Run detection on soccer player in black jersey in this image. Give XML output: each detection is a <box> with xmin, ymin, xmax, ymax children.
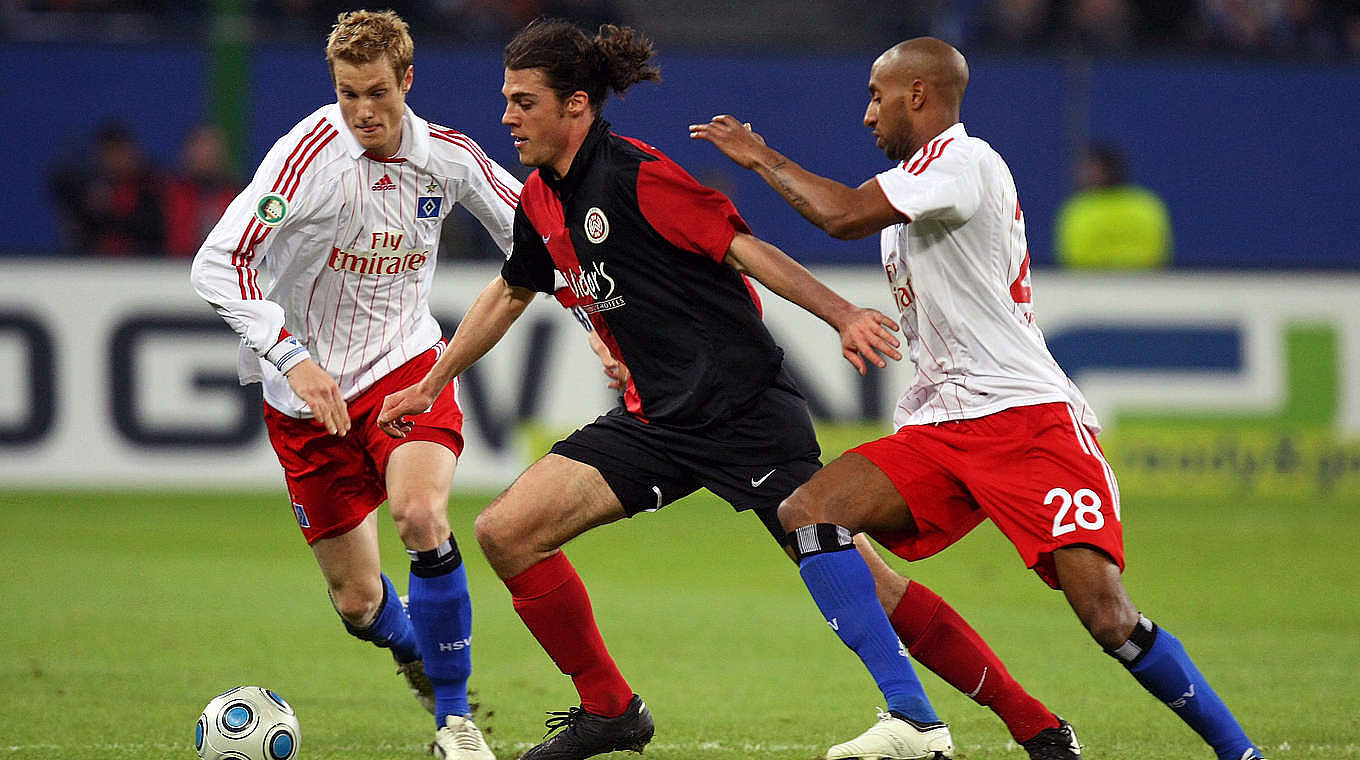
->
<box><xmin>381</xmin><ymin>19</ymin><xmax>1072</xmax><ymax>760</ymax></box>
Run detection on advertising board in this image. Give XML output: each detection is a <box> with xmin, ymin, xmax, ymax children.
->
<box><xmin>2</xmin><ymin>262</ymin><xmax>1357</xmax><ymax>498</ymax></box>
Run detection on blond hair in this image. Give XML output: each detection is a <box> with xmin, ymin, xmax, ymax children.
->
<box><xmin>325</xmin><ymin>9</ymin><xmax>413</xmax><ymax>84</ymax></box>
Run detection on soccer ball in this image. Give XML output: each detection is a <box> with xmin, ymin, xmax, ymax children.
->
<box><xmin>195</xmin><ymin>686</ymin><xmax>300</xmax><ymax>760</ymax></box>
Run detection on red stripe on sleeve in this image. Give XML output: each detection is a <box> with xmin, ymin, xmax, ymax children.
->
<box><xmin>232</xmin><ymin>125</ymin><xmax>335</xmax><ymax>297</ymax></box>
<box><xmin>271</xmin><ymin>120</ymin><xmax>332</xmax><ymax>193</ymax></box>
<box><xmin>229</xmin><ymin>122</ymin><xmax>337</xmax><ymax>299</ymax></box>
<box><xmin>278</xmin><ymin>127</ymin><xmax>338</xmax><ymax>201</ymax></box>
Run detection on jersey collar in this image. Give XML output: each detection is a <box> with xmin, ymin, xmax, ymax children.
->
<box><xmin>540</xmin><ymin>117</ymin><xmax>610</xmax><ymax>193</ymax></box>
<box><xmin>328</xmin><ymin>103</ymin><xmax>431</xmax><ymax>166</ymax></box>
<box><xmin>904</xmin><ymin>122</ymin><xmax>967</xmax><ymax>166</ymax></box>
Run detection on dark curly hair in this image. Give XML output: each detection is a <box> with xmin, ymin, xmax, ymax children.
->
<box><xmin>503</xmin><ymin>18</ymin><xmax>661</xmax><ymax>116</ymax></box>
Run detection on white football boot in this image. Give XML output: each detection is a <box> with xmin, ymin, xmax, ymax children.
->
<box><xmin>825</xmin><ymin>710</ymin><xmax>953</xmax><ymax>760</ymax></box>
<box><xmin>430</xmin><ymin>715</ymin><xmax>495</xmax><ymax>760</ymax></box>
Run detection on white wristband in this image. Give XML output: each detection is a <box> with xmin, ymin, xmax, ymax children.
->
<box><xmin>265</xmin><ymin>335</ymin><xmax>312</xmax><ymax>374</ymax></box>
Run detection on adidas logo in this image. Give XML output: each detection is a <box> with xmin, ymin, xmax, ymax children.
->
<box><xmin>371</xmin><ymin>174</ymin><xmax>396</xmax><ymax>192</ymax></box>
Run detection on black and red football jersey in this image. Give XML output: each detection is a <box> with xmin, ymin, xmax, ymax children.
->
<box><xmin>502</xmin><ymin>119</ymin><xmax>788</xmax><ymax>430</ymax></box>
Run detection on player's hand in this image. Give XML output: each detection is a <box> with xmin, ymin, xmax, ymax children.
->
<box><xmin>688</xmin><ymin>114</ymin><xmax>768</xmax><ymax>169</ymax></box>
<box><xmin>836</xmin><ymin>307</ymin><xmax>902</xmax><ymax>375</ymax></box>
<box><xmin>377</xmin><ymin>383</ymin><xmax>436</xmax><ymax>439</ymax></box>
<box><xmin>587</xmin><ymin>330</ymin><xmax>631</xmax><ymax>391</ymax></box>
<box><xmin>284</xmin><ymin>359</ymin><xmax>350</xmax><ymax>436</ymax></box>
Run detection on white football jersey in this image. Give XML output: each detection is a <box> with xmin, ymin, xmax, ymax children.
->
<box><xmin>875</xmin><ymin>122</ymin><xmax>1099</xmax><ymax>431</ymax></box>
<box><xmin>191</xmin><ymin>103</ymin><xmax>521</xmax><ymax>417</ymax></box>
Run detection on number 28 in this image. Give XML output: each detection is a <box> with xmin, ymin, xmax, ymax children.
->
<box><xmin>1045</xmin><ymin>487</ymin><xmax>1107</xmax><ymax>537</ymax></box>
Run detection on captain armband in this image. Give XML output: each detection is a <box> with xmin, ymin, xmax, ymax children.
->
<box><xmin>265</xmin><ymin>334</ymin><xmax>312</xmax><ymax>374</ymax></box>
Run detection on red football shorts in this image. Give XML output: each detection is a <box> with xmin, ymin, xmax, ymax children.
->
<box><xmin>264</xmin><ymin>346</ymin><xmax>465</xmax><ymax>545</ymax></box>
<box><xmin>855</xmin><ymin>402</ymin><xmax>1124</xmax><ymax>589</ymax></box>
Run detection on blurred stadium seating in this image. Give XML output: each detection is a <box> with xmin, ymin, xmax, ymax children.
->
<box><xmin>3</xmin><ymin>1</ymin><xmax>1359</xmax><ymax>267</ymax></box>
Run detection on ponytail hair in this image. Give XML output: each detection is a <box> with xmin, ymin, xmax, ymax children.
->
<box><xmin>504</xmin><ymin>18</ymin><xmax>660</xmax><ymax>115</ymax></box>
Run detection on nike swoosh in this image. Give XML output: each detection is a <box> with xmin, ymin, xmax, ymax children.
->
<box><xmin>750</xmin><ymin>469</ymin><xmax>776</xmax><ymax>487</ymax></box>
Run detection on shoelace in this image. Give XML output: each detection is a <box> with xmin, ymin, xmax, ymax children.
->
<box><xmin>450</xmin><ymin>724</ymin><xmax>485</xmax><ymax>750</ymax></box>
<box><xmin>541</xmin><ymin>706</ymin><xmax>584</xmax><ymax>739</ymax></box>
<box><xmin>1022</xmin><ymin>725</ymin><xmax>1077</xmax><ymax>751</ymax></box>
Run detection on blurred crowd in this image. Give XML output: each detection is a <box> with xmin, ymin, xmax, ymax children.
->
<box><xmin>46</xmin><ymin>119</ymin><xmax>508</xmax><ymax>260</ymax></box>
<box><xmin>4</xmin><ymin>0</ymin><xmax>1360</xmax><ymax>60</ymax></box>
<box><xmin>961</xmin><ymin>0</ymin><xmax>1360</xmax><ymax>59</ymax></box>
<box><xmin>49</xmin><ymin>121</ymin><xmax>240</xmax><ymax>258</ymax></box>
<box><xmin>18</xmin><ymin>0</ymin><xmax>1360</xmax><ymax>259</ymax></box>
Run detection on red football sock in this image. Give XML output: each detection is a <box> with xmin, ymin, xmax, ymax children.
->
<box><xmin>891</xmin><ymin>580</ymin><xmax>1059</xmax><ymax>742</ymax></box>
<box><xmin>504</xmin><ymin>551</ymin><xmax>633</xmax><ymax>717</ymax></box>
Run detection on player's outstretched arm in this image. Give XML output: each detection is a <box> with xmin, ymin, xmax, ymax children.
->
<box><xmin>378</xmin><ymin>275</ymin><xmax>534</xmax><ymax>438</ymax></box>
<box><xmin>726</xmin><ymin>232</ymin><xmax>900</xmax><ymax>375</ymax></box>
<box><xmin>689</xmin><ymin>114</ymin><xmax>903</xmax><ymax>240</ymax></box>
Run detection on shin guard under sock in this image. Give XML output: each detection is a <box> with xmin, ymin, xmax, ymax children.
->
<box><xmin>790</xmin><ymin>524</ymin><xmax>938</xmax><ymax>723</ymax></box>
<box><xmin>891</xmin><ymin>581</ymin><xmax>1057</xmax><ymax>742</ymax></box>
<box><xmin>408</xmin><ymin>535</ymin><xmax>473</xmax><ymax>725</ymax></box>
<box><xmin>505</xmin><ymin>551</ymin><xmax>633</xmax><ymax>717</ymax></box>
<box><xmin>340</xmin><ymin>572</ymin><xmax>421</xmax><ymax>663</ymax></box>
<box><xmin>1110</xmin><ymin>615</ymin><xmax>1259</xmax><ymax>760</ymax></box>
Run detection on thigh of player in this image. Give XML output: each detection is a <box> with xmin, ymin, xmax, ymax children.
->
<box><xmin>548</xmin><ymin>411</ymin><xmax>703</xmax><ymax>517</ymax></box>
<box><xmin>966</xmin><ymin>402</ymin><xmax>1126</xmax><ymax>590</ymax></box>
<box><xmin>845</xmin><ymin>429</ymin><xmax>986</xmax><ymax>560</ymax></box>
<box><xmin>345</xmin><ymin>346</ymin><xmax>467</xmax><ymax>550</ymax></box>
<box><xmin>476</xmin><ymin>413</ymin><xmax>693</xmax><ymax>577</ymax></box>
<box><xmin>265</xmin><ymin>403</ymin><xmax>388</xmax><ymax>546</ymax></box>
<box><xmin>703</xmin><ymin>454</ymin><xmax>823</xmax><ymax>545</ymax></box>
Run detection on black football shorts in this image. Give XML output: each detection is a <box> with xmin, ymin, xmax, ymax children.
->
<box><xmin>550</xmin><ymin>396</ymin><xmax>822</xmax><ymax>544</ymax></box>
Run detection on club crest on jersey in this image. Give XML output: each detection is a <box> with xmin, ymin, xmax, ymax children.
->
<box><xmin>417</xmin><ymin>196</ymin><xmax>442</xmax><ymax>219</ymax></box>
<box><xmin>254</xmin><ymin>193</ymin><xmax>289</xmax><ymax>227</ymax></box>
<box><xmin>583</xmin><ymin>207</ymin><xmax>610</xmax><ymax>244</ymax></box>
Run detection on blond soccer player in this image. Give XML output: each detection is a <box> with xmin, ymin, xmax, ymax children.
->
<box><xmin>191</xmin><ymin>10</ymin><xmax>520</xmax><ymax>758</ymax></box>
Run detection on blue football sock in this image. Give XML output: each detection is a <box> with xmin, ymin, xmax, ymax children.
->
<box><xmin>408</xmin><ymin>537</ymin><xmax>473</xmax><ymax>727</ymax></box>
<box><xmin>340</xmin><ymin>573</ymin><xmax>421</xmax><ymax>663</ymax></box>
<box><xmin>1120</xmin><ymin>619</ymin><xmax>1258</xmax><ymax>760</ymax></box>
<box><xmin>798</xmin><ymin>547</ymin><xmax>938</xmax><ymax>723</ymax></box>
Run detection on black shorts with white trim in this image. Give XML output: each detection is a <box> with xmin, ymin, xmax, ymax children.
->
<box><xmin>549</xmin><ymin>384</ymin><xmax>821</xmax><ymax>544</ymax></box>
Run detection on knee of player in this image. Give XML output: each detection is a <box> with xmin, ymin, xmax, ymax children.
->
<box><xmin>390</xmin><ymin>501</ymin><xmax>451</xmax><ymax>550</ymax></box>
<box><xmin>473</xmin><ymin>501</ymin><xmax>517</xmax><ymax>556</ymax></box>
<box><xmin>775</xmin><ymin>488</ymin><xmax>820</xmax><ymax>533</ymax></box>
<box><xmin>1072</xmin><ymin>593</ymin><xmax>1141</xmax><ymax>649</ymax></box>
<box><xmin>330</xmin><ymin>582</ymin><xmax>383</xmax><ymax>627</ymax></box>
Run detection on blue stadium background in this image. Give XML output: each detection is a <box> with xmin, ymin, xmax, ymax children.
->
<box><xmin>3</xmin><ymin>4</ymin><xmax>1358</xmax><ymax>269</ymax></box>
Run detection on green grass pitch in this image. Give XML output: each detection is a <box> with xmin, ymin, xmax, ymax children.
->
<box><xmin>2</xmin><ymin>477</ymin><xmax>1356</xmax><ymax>758</ymax></box>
